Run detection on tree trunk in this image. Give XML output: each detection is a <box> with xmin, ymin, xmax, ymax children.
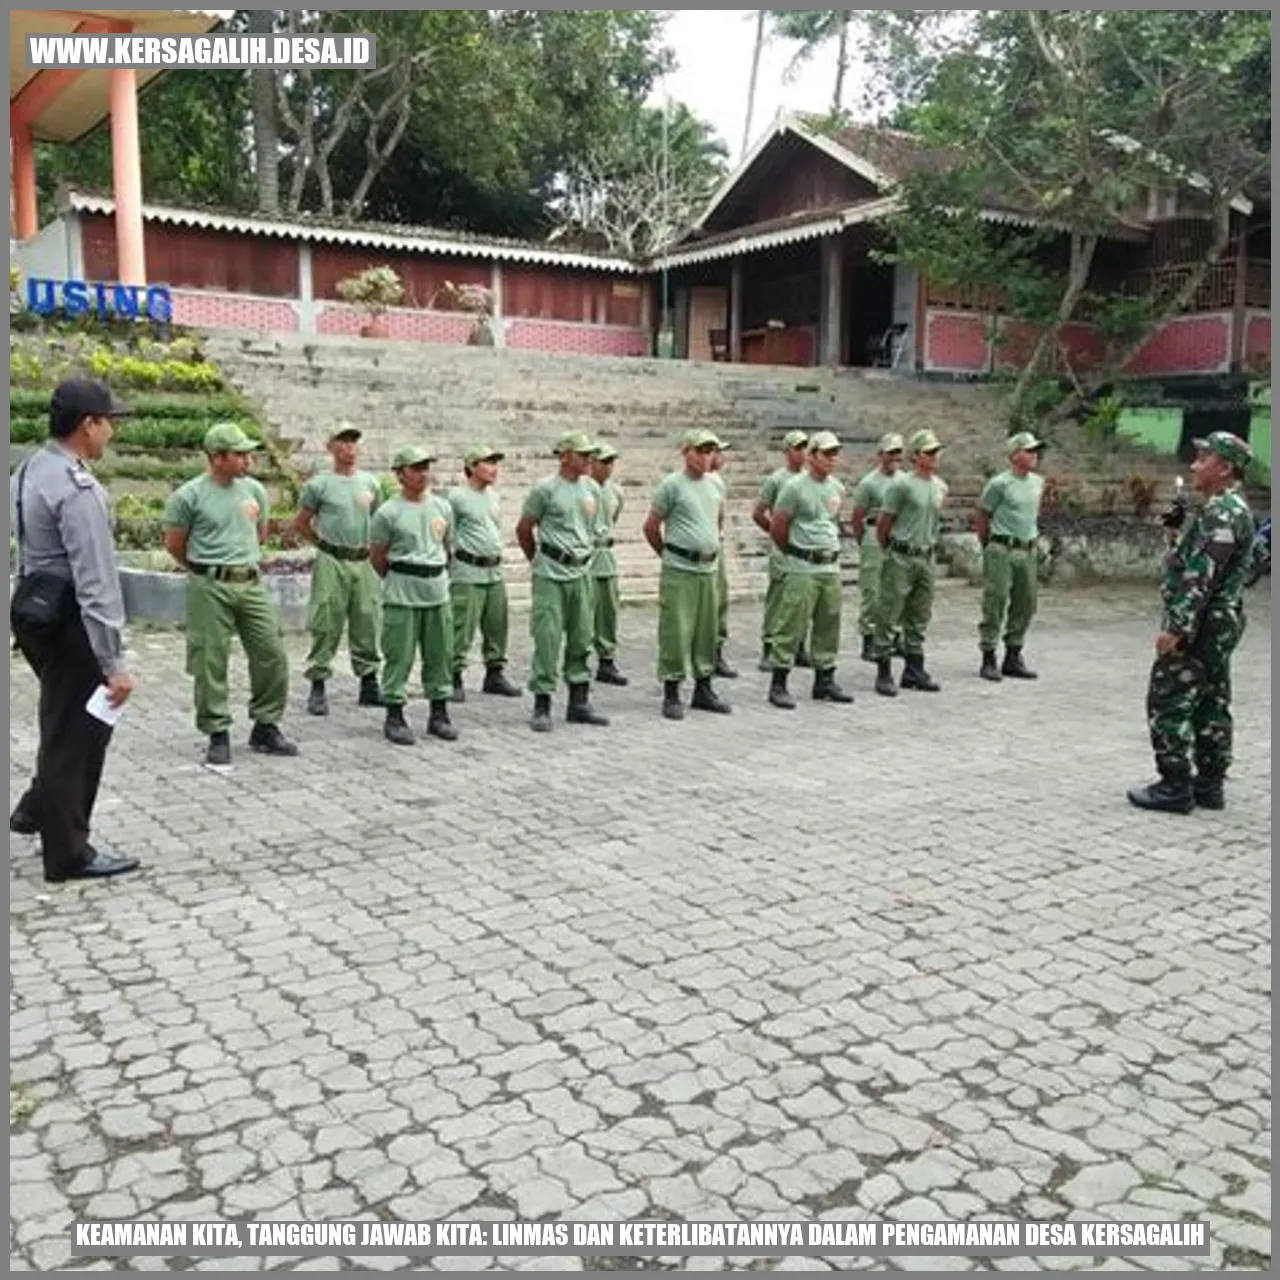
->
<box><xmin>742</xmin><ymin>10</ymin><xmax>765</xmax><ymax>160</ymax></box>
<box><xmin>247</xmin><ymin>9</ymin><xmax>279</xmax><ymax>215</ymax></box>
<box><xmin>832</xmin><ymin>14</ymin><xmax>850</xmax><ymax>114</ymax></box>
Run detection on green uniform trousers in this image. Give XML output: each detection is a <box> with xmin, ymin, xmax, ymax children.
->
<box><xmin>303</xmin><ymin>549</ymin><xmax>381</xmax><ymax>681</ymax></box>
<box><xmin>770</xmin><ymin>572</ymin><xmax>842</xmax><ymax>671</ymax></box>
<box><xmin>857</xmin><ymin>537</ymin><xmax>884</xmax><ymax>637</ymax></box>
<box><xmin>716</xmin><ymin>547</ymin><xmax>730</xmax><ymax>648</ymax></box>
<box><xmin>185</xmin><ymin>573</ymin><xmax>289</xmax><ymax>734</ymax></box>
<box><xmin>1147</xmin><ymin>607</ymin><xmax>1244</xmax><ymax>780</ymax></box>
<box><xmin>979</xmin><ymin>543</ymin><xmax>1038</xmax><ymax>650</ymax></box>
<box><xmin>451</xmin><ymin>580</ymin><xmax>509</xmax><ymax>674</ymax></box>
<box><xmin>875</xmin><ymin>548</ymin><xmax>935</xmax><ymax>658</ymax></box>
<box><xmin>529</xmin><ymin>575</ymin><xmax>593</xmax><ymax>694</ymax></box>
<box><xmin>592</xmin><ymin>575</ymin><xmax>621</xmax><ymax>659</ymax></box>
<box><xmin>658</xmin><ymin>564</ymin><xmax>717</xmax><ymax>682</ymax></box>
<box><xmin>760</xmin><ymin>556</ymin><xmax>786</xmax><ymax>653</ymax></box>
<box><xmin>383</xmin><ymin>602</ymin><xmax>452</xmax><ymax>705</ymax></box>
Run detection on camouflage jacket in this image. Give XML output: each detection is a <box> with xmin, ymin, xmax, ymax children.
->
<box><xmin>1161</xmin><ymin>486</ymin><xmax>1254</xmax><ymax>641</ymax></box>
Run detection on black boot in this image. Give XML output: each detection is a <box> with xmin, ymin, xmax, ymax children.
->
<box><xmin>249</xmin><ymin>723</ymin><xmax>300</xmax><ymax>756</ymax></box>
<box><xmin>812</xmin><ymin>669</ymin><xmax>853</xmax><ymax>703</ymax></box>
<box><xmin>860</xmin><ymin>634</ymin><xmax>875</xmax><ymax>664</ymax></box>
<box><xmin>450</xmin><ymin>671</ymin><xmax>466</xmax><ymax>703</ymax></box>
<box><xmin>530</xmin><ymin>692</ymin><xmax>553</xmax><ymax>733</ymax></box>
<box><xmin>482</xmin><ymin>665</ymin><xmax>522</xmax><ymax>697</ymax></box>
<box><xmin>427</xmin><ymin>700</ymin><xmax>459</xmax><ymax>742</ymax></box>
<box><xmin>1002</xmin><ymin>646</ymin><xmax>1038</xmax><ymax>680</ymax></box>
<box><xmin>9</xmin><ymin>788</ymin><xmax>39</xmax><ymax>835</ymax></box>
<box><xmin>768</xmin><ymin>669</ymin><xmax>797</xmax><ymax>710</ymax></box>
<box><xmin>900</xmin><ymin>654</ymin><xmax>941</xmax><ymax>692</ymax></box>
<box><xmin>595</xmin><ymin>657</ymin><xmax>630</xmax><ymax>687</ymax></box>
<box><xmin>757</xmin><ymin>649</ymin><xmax>773</xmax><ymax>673</ymax></box>
<box><xmin>795</xmin><ymin>644</ymin><xmax>812</xmax><ymax>669</ymax></box>
<box><xmin>206</xmin><ymin>731</ymin><xmax>232</xmax><ymax>766</ymax></box>
<box><xmin>713</xmin><ymin>650</ymin><xmax>739</xmax><ymax>679</ymax></box>
<box><xmin>358</xmin><ymin>673</ymin><xmax>384</xmax><ymax>706</ymax></box>
<box><xmin>691</xmin><ymin>676</ymin><xmax>732</xmax><ymax>714</ymax></box>
<box><xmin>384</xmin><ymin>705</ymin><xmax>415</xmax><ymax>746</ymax></box>
<box><xmin>874</xmin><ymin>658</ymin><xmax>898</xmax><ymax>698</ymax></box>
<box><xmin>892</xmin><ymin>632</ymin><xmax>906</xmax><ymax>658</ymax></box>
<box><xmin>1127</xmin><ymin>774</ymin><xmax>1194</xmax><ymax>814</ymax></box>
<box><xmin>662</xmin><ymin>679</ymin><xmax>684</xmax><ymax>720</ymax></box>
<box><xmin>979</xmin><ymin>650</ymin><xmax>1002</xmax><ymax>682</ymax></box>
<box><xmin>566</xmin><ymin>681</ymin><xmax>609</xmax><ymax>726</ymax></box>
<box><xmin>306</xmin><ymin>679</ymin><xmax>328</xmax><ymax>716</ymax></box>
<box><xmin>1193</xmin><ymin>775</ymin><xmax>1225</xmax><ymax>811</ymax></box>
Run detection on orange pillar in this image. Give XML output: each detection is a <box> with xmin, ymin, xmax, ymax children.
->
<box><xmin>11</xmin><ymin>113</ymin><xmax>38</xmax><ymax>241</ymax></box>
<box><xmin>109</xmin><ymin>66</ymin><xmax>145</xmax><ymax>285</ymax></box>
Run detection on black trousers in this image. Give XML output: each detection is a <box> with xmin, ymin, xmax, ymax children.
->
<box><xmin>15</xmin><ymin>617</ymin><xmax>113</xmax><ymax>878</ymax></box>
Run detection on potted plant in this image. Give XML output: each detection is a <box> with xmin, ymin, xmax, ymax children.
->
<box><xmin>336</xmin><ymin>265</ymin><xmax>404</xmax><ymax>338</ymax></box>
<box><xmin>441</xmin><ymin>281</ymin><xmax>496</xmax><ymax>346</ymax></box>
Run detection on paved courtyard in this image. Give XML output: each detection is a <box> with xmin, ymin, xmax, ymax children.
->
<box><xmin>9</xmin><ymin>582</ymin><xmax>1272</xmax><ymax>1271</ymax></box>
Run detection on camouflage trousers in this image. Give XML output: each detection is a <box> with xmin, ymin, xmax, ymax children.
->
<box><xmin>1146</xmin><ymin>610</ymin><xmax>1245</xmax><ymax>780</ymax></box>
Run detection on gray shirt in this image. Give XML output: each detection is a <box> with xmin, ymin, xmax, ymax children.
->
<box><xmin>11</xmin><ymin>440</ymin><xmax>129</xmax><ymax>677</ymax></box>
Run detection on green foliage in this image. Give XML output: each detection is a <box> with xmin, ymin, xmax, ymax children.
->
<box><xmin>9</xmin><ymin>388</ymin><xmax>245</xmax><ymax>421</ymax></box>
<box><xmin>335</xmin><ymin>266</ymin><xmax>404</xmax><ymax>316</ymax></box>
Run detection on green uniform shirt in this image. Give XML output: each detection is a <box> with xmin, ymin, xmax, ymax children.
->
<box><xmin>852</xmin><ymin>468</ymin><xmax>896</xmax><ymax>546</ymax></box>
<box><xmin>760</xmin><ymin>465</ymin><xmax>804</xmax><ymax>569</ymax></box>
<box><xmin>521</xmin><ymin>474</ymin><xmax>601</xmax><ymax>581</ymax></box>
<box><xmin>979</xmin><ymin>469</ymin><xmax>1044</xmax><ymax>542</ymax></box>
<box><xmin>298</xmin><ymin>470</ymin><xmax>382</xmax><ymax>549</ymax></box>
<box><xmin>447</xmin><ymin>483</ymin><xmax>505</xmax><ymax>586</ymax></box>
<box><xmin>591</xmin><ymin>478</ymin><xmax>624</xmax><ymax>579</ymax></box>
<box><xmin>1161</xmin><ymin>486</ymin><xmax>1255</xmax><ymax>640</ymax></box>
<box><xmin>882</xmin><ymin>471</ymin><xmax>948</xmax><ymax>550</ymax></box>
<box><xmin>370</xmin><ymin>493</ymin><xmax>453</xmax><ymax>608</ymax></box>
<box><xmin>776</xmin><ymin>471</ymin><xmax>845</xmax><ymax>574</ymax></box>
<box><xmin>651</xmin><ymin>470</ymin><xmax>722</xmax><ymax>575</ymax></box>
<box><xmin>165</xmin><ymin>474</ymin><xmax>270</xmax><ymax>566</ymax></box>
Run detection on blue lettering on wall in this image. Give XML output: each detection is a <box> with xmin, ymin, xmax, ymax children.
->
<box><xmin>23</xmin><ymin>278</ymin><xmax>173</xmax><ymax>322</ymax></box>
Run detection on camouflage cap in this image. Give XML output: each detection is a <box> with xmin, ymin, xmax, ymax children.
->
<box><xmin>682</xmin><ymin>427</ymin><xmax>724</xmax><ymax>450</ymax></box>
<box><xmin>1007</xmin><ymin>430</ymin><xmax>1045</xmax><ymax>455</ymax></box>
<box><xmin>910</xmin><ymin>429</ymin><xmax>943</xmax><ymax>454</ymax></box>
<box><xmin>553</xmin><ymin>431</ymin><xmax>598</xmax><ymax>456</ymax></box>
<box><xmin>391</xmin><ymin>444</ymin><xmax>435</xmax><ymax>469</ymax></box>
<box><xmin>464</xmin><ymin>445</ymin><xmax>505</xmax><ymax>466</ymax></box>
<box><xmin>328</xmin><ymin>421</ymin><xmax>362</xmax><ymax>443</ymax></box>
<box><xmin>782</xmin><ymin>430</ymin><xmax>810</xmax><ymax>450</ymax></box>
<box><xmin>809</xmin><ymin>430</ymin><xmax>842</xmax><ymax>453</ymax></box>
<box><xmin>594</xmin><ymin>442</ymin><xmax>620</xmax><ymax>463</ymax></box>
<box><xmin>203</xmin><ymin>422</ymin><xmax>260</xmax><ymax>453</ymax></box>
<box><xmin>1193</xmin><ymin>431</ymin><xmax>1252</xmax><ymax>472</ymax></box>
<box><xmin>878</xmin><ymin>432</ymin><xmax>905</xmax><ymax>454</ymax></box>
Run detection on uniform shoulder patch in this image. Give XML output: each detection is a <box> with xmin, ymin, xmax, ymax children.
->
<box><xmin>69</xmin><ymin>464</ymin><xmax>96</xmax><ymax>490</ymax></box>
<box><xmin>1209</xmin><ymin>526</ymin><xmax>1236</xmax><ymax>544</ymax></box>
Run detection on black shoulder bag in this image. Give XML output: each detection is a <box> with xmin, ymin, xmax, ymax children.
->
<box><xmin>11</xmin><ymin>459</ymin><xmax>77</xmax><ymax>651</ymax></box>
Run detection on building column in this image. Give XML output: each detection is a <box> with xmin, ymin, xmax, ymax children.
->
<box><xmin>490</xmin><ymin>262</ymin><xmax>505</xmax><ymax>347</ymax></box>
<box><xmin>1230</xmin><ymin>215</ymin><xmax>1248</xmax><ymax>371</ymax></box>
<box><xmin>11</xmin><ymin>114</ymin><xmax>38</xmax><ymax>241</ymax></box>
<box><xmin>819</xmin><ymin>233</ymin><xmax>844</xmax><ymax>367</ymax></box>
<box><xmin>108</xmin><ymin>67</ymin><xmax>146</xmax><ymax>285</ymax></box>
<box><xmin>297</xmin><ymin>243</ymin><xmax>315</xmax><ymax>334</ymax></box>
<box><xmin>729</xmin><ymin>256</ymin><xmax>744</xmax><ymax>363</ymax></box>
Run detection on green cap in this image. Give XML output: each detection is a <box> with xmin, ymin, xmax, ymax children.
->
<box><xmin>329</xmin><ymin>421</ymin><xmax>362</xmax><ymax>443</ymax></box>
<box><xmin>809</xmin><ymin>430</ymin><xmax>842</xmax><ymax>453</ymax></box>
<box><xmin>553</xmin><ymin>431</ymin><xmax>598</xmax><ymax>456</ymax></box>
<box><xmin>1193</xmin><ymin>431</ymin><xmax>1252</xmax><ymax>471</ymax></box>
<box><xmin>594</xmin><ymin>442</ymin><xmax>620</xmax><ymax>463</ymax></box>
<box><xmin>910</xmin><ymin>429</ymin><xmax>942</xmax><ymax>455</ymax></box>
<box><xmin>203</xmin><ymin>422</ymin><xmax>260</xmax><ymax>454</ymax></box>
<box><xmin>682</xmin><ymin>427</ymin><xmax>724</xmax><ymax>450</ymax></box>
<box><xmin>391</xmin><ymin>444</ymin><xmax>435</xmax><ymax>469</ymax></box>
<box><xmin>783</xmin><ymin>430</ymin><xmax>809</xmax><ymax>450</ymax></box>
<box><xmin>464</xmin><ymin>445</ymin><xmax>505</xmax><ymax>467</ymax></box>
<box><xmin>879</xmin><ymin>432</ymin><xmax>905</xmax><ymax>454</ymax></box>
<box><xmin>1007</xmin><ymin>430</ymin><xmax>1045</xmax><ymax>456</ymax></box>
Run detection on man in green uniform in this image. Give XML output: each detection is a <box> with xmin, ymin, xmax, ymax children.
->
<box><xmin>294</xmin><ymin>422</ymin><xmax>384</xmax><ymax>715</ymax></box>
<box><xmin>753</xmin><ymin>430</ymin><xmax>810</xmax><ymax>671</ymax></box>
<box><xmin>589</xmin><ymin>442</ymin><xmax>629</xmax><ymax>686</ymax></box>
<box><xmin>873</xmin><ymin>428</ymin><xmax>948</xmax><ymax>697</ymax></box>
<box><xmin>1128</xmin><ymin>432</ymin><xmax>1256</xmax><ymax>814</ymax></box>
<box><xmin>447</xmin><ymin>446</ymin><xmax>521</xmax><ymax>701</ymax></box>
<box><xmin>515</xmin><ymin>431</ymin><xmax>609</xmax><ymax>733</ymax></box>
<box><xmin>369</xmin><ymin>445</ymin><xmax>458</xmax><ymax>746</ymax></box>
<box><xmin>767</xmin><ymin>430</ymin><xmax>855</xmax><ymax>709</ymax></box>
<box><xmin>707</xmin><ymin>443</ymin><xmax>738</xmax><ymax>679</ymax></box>
<box><xmin>164</xmin><ymin>422</ymin><xmax>298</xmax><ymax>766</ymax></box>
<box><xmin>975</xmin><ymin>430</ymin><xmax>1046</xmax><ymax>682</ymax></box>
<box><xmin>850</xmin><ymin>433</ymin><xmax>904</xmax><ymax>662</ymax></box>
<box><xmin>643</xmin><ymin>428</ymin><xmax>732</xmax><ymax>720</ymax></box>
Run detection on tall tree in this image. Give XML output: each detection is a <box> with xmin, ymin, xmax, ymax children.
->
<box><xmin>742</xmin><ymin>10</ymin><xmax>767</xmax><ymax>159</ymax></box>
<box><xmin>247</xmin><ymin>8</ymin><xmax>280</xmax><ymax>214</ymax></box>
<box><xmin>769</xmin><ymin>10</ymin><xmax>855</xmax><ymax>114</ymax></box>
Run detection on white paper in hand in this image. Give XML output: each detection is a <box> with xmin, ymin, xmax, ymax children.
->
<box><xmin>86</xmin><ymin>685</ymin><xmax>126</xmax><ymax>727</ymax></box>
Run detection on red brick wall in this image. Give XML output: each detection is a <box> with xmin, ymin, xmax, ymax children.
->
<box><xmin>505</xmin><ymin>319</ymin><xmax>649</xmax><ymax>357</ymax></box>
<box><xmin>1122</xmin><ymin>313</ymin><xmax>1231</xmax><ymax>376</ymax></box>
<box><xmin>316</xmin><ymin>303</ymin><xmax>473</xmax><ymax>342</ymax></box>
<box><xmin>1245</xmin><ymin>312</ymin><xmax>1271</xmax><ymax>370</ymax></box>
<box><xmin>925</xmin><ymin>311</ymin><xmax>989</xmax><ymax>372</ymax></box>
<box><xmin>171</xmin><ymin>290</ymin><xmax>299</xmax><ymax>332</ymax></box>
<box><xmin>994</xmin><ymin>319</ymin><xmax>1105</xmax><ymax>373</ymax></box>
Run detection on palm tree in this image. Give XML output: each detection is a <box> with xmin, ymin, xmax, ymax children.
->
<box><xmin>769</xmin><ymin>10</ymin><xmax>853</xmax><ymax>115</ymax></box>
<box><xmin>741</xmin><ymin>10</ymin><xmax>767</xmax><ymax>160</ymax></box>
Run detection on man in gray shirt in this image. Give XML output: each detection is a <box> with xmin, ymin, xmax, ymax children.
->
<box><xmin>10</xmin><ymin>377</ymin><xmax>140</xmax><ymax>882</ymax></box>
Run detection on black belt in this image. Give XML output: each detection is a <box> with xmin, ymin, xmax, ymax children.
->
<box><xmin>316</xmin><ymin>538</ymin><xmax>369</xmax><ymax>562</ymax></box>
<box><xmin>989</xmin><ymin>534</ymin><xmax>1037</xmax><ymax>551</ymax></box>
<box><xmin>189</xmin><ymin>563</ymin><xmax>259</xmax><ymax>583</ymax></box>
<box><xmin>665</xmin><ymin>543</ymin><xmax>719</xmax><ymax>565</ymax></box>
<box><xmin>388</xmin><ymin>560</ymin><xmax>446</xmax><ymax>579</ymax></box>
<box><xmin>786</xmin><ymin>545</ymin><xmax>840</xmax><ymax>565</ymax></box>
<box><xmin>597</xmin><ymin>536</ymin><xmax>615</xmax><ymax>548</ymax></box>
<box><xmin>538</xmin><ymin>542</ymin><xmax>591</xmax><ymax>568</ymax></box>
<box><xmin>454</xmin><ymin>548</ymin><xmax>502</xmax><ymax>568</ymax></box>
<box><xmin>889</xmin><ymin>540</ymin><xmax>934</xmax><ymax>560</ymax></box>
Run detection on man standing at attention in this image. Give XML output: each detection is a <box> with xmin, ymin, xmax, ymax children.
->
<box><xmin>643</xmin><ymin>429</ymin><xmax>732</xmax><ymax>721</ymax></box>
<box><xmin>1127</xmin><ymin>432</ymin><xmax>1256</xmax><ymax>814</ymax></box>
<box><xmin>164</xmin><ymin>422</ymin><xmax>298</xmax><ymax>766</ymax></box>
<box><xmin>515</xmin><ymin>432</ymin><xmax>609</xmax><ymax>733</ymax></box>
<box><xmin>447</xmin><ymin>445</ymin><xmax>522</xmax><ymax>702</ymax></box>
<box><xmin>589</xmin><ymin>442</ymin><xmax>629</xmax><ymax>687</ymax></box>
<box><xmin>975</xmin><ymin>430</ymin><xmax>1046</xmax><ymax>682</ymax></box>
<box><xmin>850</xmin><ymin>433</ymin><xmax>904</xmax><ymax>662</ymax></box>
<box><xmin>707</xmin><ymin>442</ymin><xmax>738</xmax><ymax>679</ymax></box>
<box><xmin>294</xmin><ymin>422</ymin><xmax>384</xmax><ymax>716</ymax></box>
<box><xmin>752</xmin><ymin>430</ymin><xmax>809</xmax><ymax>671</ymax></box>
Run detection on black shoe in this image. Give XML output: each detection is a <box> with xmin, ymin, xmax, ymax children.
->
<box><xmin>1127</xmin><ymin>776</ymin><xmax>1194</xmax><ymax>814</ymax></box>
<box><xmin>812</xmin><ymin>669</ymin><xmax>854</xmax><ymax>703</ymax></box>
<box><xmin>531</xmin><ymin>692</ymin><xmax>553</xmax><ymax>733</ymax></box>
<box><xmin>306</xmin><ymin>679</ymin><xmax>329</xmax><ymax>716</ymax></box>
<box><xmin>713</xmin><ymin>653</ymin><xmax>739</xmax><ymax>679</ymax></box>
<box><xmin>860</xmin><ymin>634</ymin><xmax>875</xmax><ymax>664</ymax></box>
<box><xmin>206</xmin><ymin>731</ymin><xmax>232</xmax><ymax>767</ymax></box>
<box><xmin>1002</xmin><ymin>647</ymin><xmax>1038</xmax><ymax>680</ymax></box>
<box><xmin>427</xmin><ymin>700</ymin><xmax>459</xmax><ymax>742</ymax></box>
<box><xmin>691</xmin><ymin>676</ymin><xmax>732</xmax><ymax>714</ymax></box>
<box><xmin>450</xmin><ymin>672</ymin><xmax>467</xmax><ymax>704</ymax></box>
<box><xmin>9</xmin><ymin>801</ymin><xmax>39</xmax><ymax>835</ymax></box>
<box><xmin>768</xmin><ymin>669</ymin><xmax>797</xmax><ymax>710</ymax></box>
<box><xmin>757</xmin><ymin>653</ymin><xmax>773</xmax><ymax>673</ymax></box>
<box><xmin>45</xmin><ymin>848</ymin><xmax>140</xmax><ymax>884</ymax></box>
<box><xmin>482</xmin><ymin>665</ymin><xmax>522</xmax><ymax>697</ymax></box>
<box><xmin>874</xmin><ymin>658</ymin><xmax>898</xmax><ymax>698</ymax></box>
<box><xmin>795</xmin><ymin>646</ymin><xmax>812</xmax><ymax>669</ymax></box>
<box><xmin>566</xmin><ymin>682</ymin><xmax>609</xmax><ymax>726</ymax></box>
<box><xmin>358</xmin><ymin>673</ymin><xmax>384</xmax><ymax>707</ymax></box>
<box><xmin>595</xmin><ymin>657</ymin><xmax>630</xmax><ymax>687</ymax></box>
<box><xmin>662</xmin><ymin>680</ymin><xmax>684</xmax><ymax>720</ymax></box>
<box><xmin>384</xmin><ymin>705</ymin><xmax>415</xmax><ymax>745</ymax></box>
<box><xmin>249</xmin><ymin>723</ymin><xmax>299</xmax><ymax>756</ymax></box>
<box><xmin>979</xmin><ymin>650</ymin><xmax>1003</xmax><ymax>682</ymax></box>
<box><xmin>900</xmin><ymin>655</ymin><xmax>941</xmax><ymax>693</ymax></box>
<box><xmin>1193</xmin><ymin>776</ymin><xmax>1225</xmax><ymax>811</ymax></box>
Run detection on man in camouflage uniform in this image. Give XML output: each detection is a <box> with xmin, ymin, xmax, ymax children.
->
<box><xmin>1127</xmin><ymin>432</ymin><xmax>1256</xmax><ymax>814</ymax></box>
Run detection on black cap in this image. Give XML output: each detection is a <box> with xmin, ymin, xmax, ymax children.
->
<box><xmin>49</xmin><ymin>377</ymin><xmax>131</xmax><ymax>436</ymax></box>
